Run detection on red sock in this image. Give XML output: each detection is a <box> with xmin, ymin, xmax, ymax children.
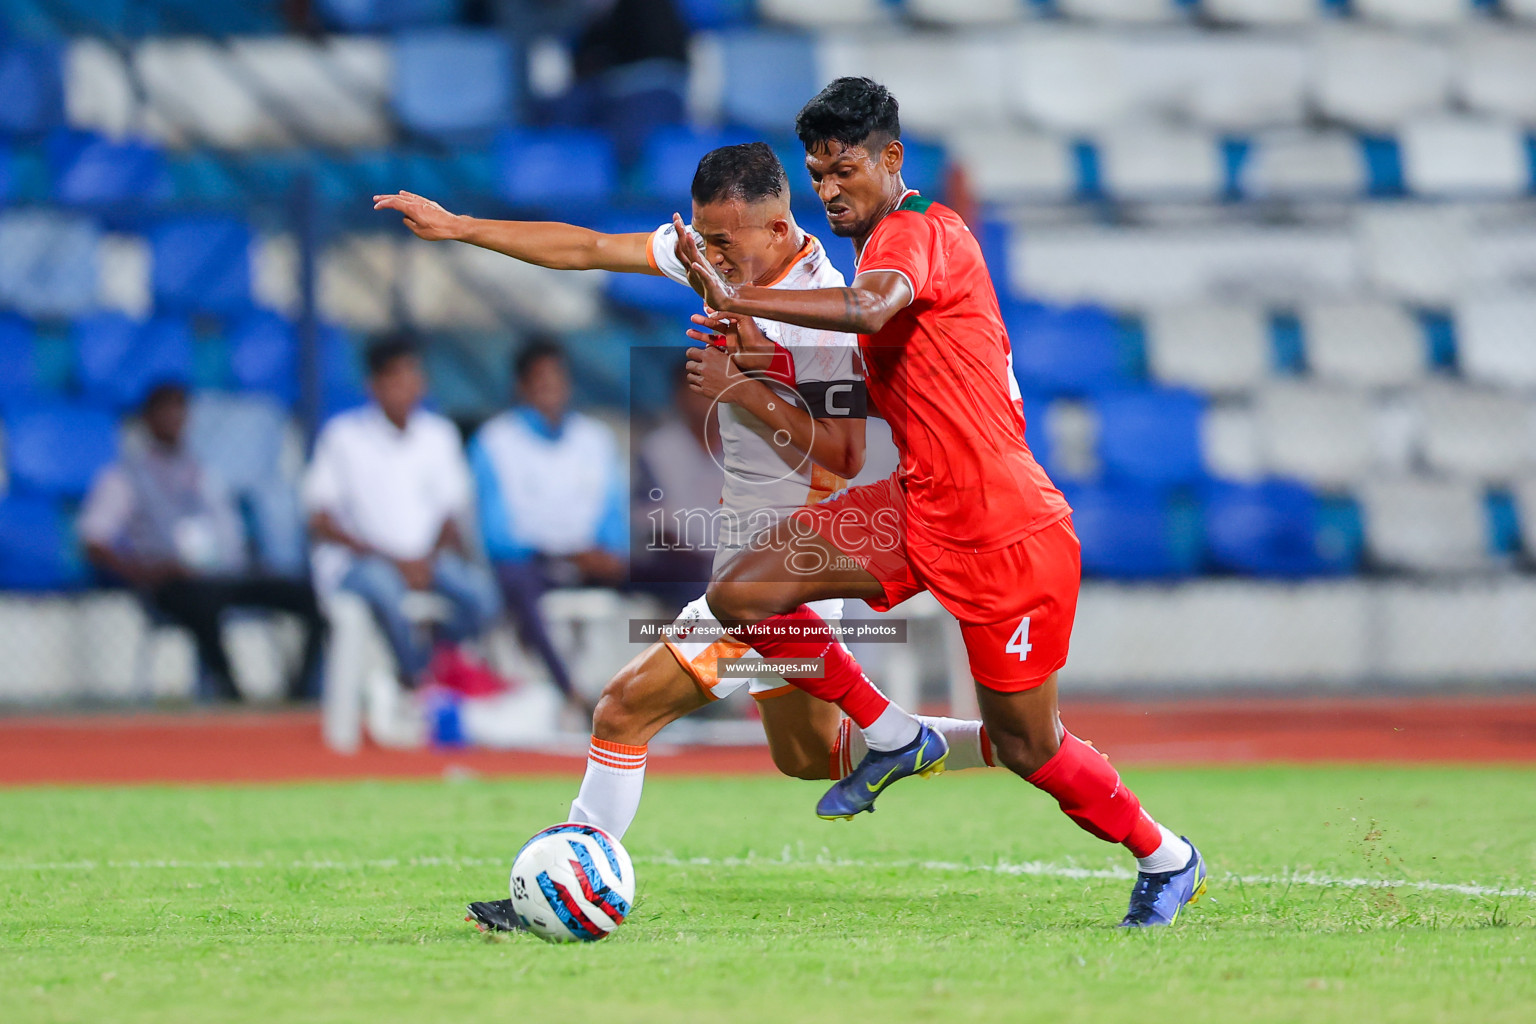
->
<box><xmin>1026</xmin><ymin>732</ymin><xmax>1161</xmax><ymax>856</ymax></box>
<box><xmin>738</xmin><ymin>606</ymin><xmax>890</xmax><ymax>728</ymax></box>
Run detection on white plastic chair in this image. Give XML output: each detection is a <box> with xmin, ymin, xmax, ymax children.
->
<box><xmin>1145</xmin><ymin>304</ymin><xmax>1271</xmax><ymax>395</ymax></box>
<box><xmin>1300</xmin><ymin>301</ymin><xmax>1425</xmax><ymax>389</ymax></box>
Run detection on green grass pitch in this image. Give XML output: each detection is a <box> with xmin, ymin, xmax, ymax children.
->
<box><xmin>3</xmin><ymin>766</ymin><xmax>1533</xmax><ymax>1023</ymax></box>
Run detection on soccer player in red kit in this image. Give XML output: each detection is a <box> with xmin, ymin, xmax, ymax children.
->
<box><xmin>677</xmin><ymin>77</ymin><xmax>1207</xmax><ymax>927</ymax></box>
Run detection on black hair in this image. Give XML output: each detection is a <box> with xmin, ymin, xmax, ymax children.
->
<box><xmin>365</xmin><ymin>335</ymin><xmax>419</xmax><ymax>377</ymax></box>
<box><xmin>795</xmin><ymin>77</ymin><xmax>901</xmax><ymax>154</ymax></box>
<box><xmin>140</xmin><ymin>379</ymin><xmax>188</xmax><ymax>414</ymax></box>
<box><xmin>690</xmin><ymin>142</ymin><xmax>789</xmax><ymax>206</ymax></box>
<box><xmin>514</xmin><ymin>337</ymin><xmax>566</xmax><ymax>382</ymax></box>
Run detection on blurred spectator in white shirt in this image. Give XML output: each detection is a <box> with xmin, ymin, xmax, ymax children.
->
<box><xmin>304</xmin><ymin>337</ymin><xmax>501</xmax><ymax>691</ymax></box>
<box><xmin>80</xmin><ymin>381</ymin><xmax>325</xmax><ymax>702</ymax></box>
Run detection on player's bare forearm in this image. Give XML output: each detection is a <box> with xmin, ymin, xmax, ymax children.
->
<box><xmin>688</xmin><ymin>264</ymin><xmax>912</xmax><ymax>335</ymax></box>
<box><xmin>456</xmin><ymin>218</ymin><xmax>657</xmax><ymax>273</ymax></box>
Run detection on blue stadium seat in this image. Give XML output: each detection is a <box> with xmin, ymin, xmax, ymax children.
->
<box><xmin>497</xmin><ymin>128</ymin><xmax>617</xmax><ymax>209</ymax></box>
<box><xmin>0</xmin><ymin>139</ymin><xmax>12</xmax><ymax>199</ymax></box>
<box><xmin>638</xmin><ymin>125</ymin><xmax>758</xmax><ymax>202</ymax></box>
<box><xmin>48</xmin><ymin>130</ymin><xmax>168</xmax><ymax>206</ymax></box>
<box><xmin>899</xmin><ymin>138</ymin><xmax>948</xmax><ymax>199</ymax></box>
<box><xmin>3</xmin><ymin>402</ymin><xmax>118</xmax><ymax>498</ymax></box>
<box><xmin>0</xmin><ymin>209</ymin><xmax>99</xmax><ymax>319</ymax></box>
<box><xmin>1018</xmin><ymin>390</ymin><xmax>1055</xmax><ymax>478</ymax></box>
<box><xmin>149</xmin><ymin>216</ymin><xmax>253</xmax><ymax>315</ymax></box>
<box><xmin>1202</xmin><ymin>479</ymin><xmax>1340</xmax><ymax>577</ymax></box>
<box><xmin>0</xmin><ymin>495</ymin><xmax>82</xmax><ymax>591</ymax></box>
<box><xmin>1094</xmin><ymin>387</ymin><xmax>1207</xmax><ymax>487</ymax></box>
<box><xmin>678</xmin><ymin>0</ymin><xmax>757</xmax><ymax>28</ymax></box>
<box><xmin>393</xmin><ymin>29</ymin><xmax>516</xmax><ymax>140</ymax></box>
<box><xmin>0</xmin><ymin>314</ymin><xmax>37</xmax><ymax>405</ymax></box>
<box><xmin>1006</xmin><ymin>301</ymin><xmax>1129</xmax><ymax>394</ymax></box>
<box><xmin>318</xmin><ymin>0</ymin><xmax>457</xmax><ymax>30</ymax></box>
<box><xmin>73</xmin><ymin>312</ymin><xmax>195</xmax><ymax>410</ymax></box>
<box><xmin>0</xmin><ymin>39</ymin><xmax>64</xmax><ymax>136</ymax></box>
<box><xmin>229</xmin><ymin>310</ymin><xmax>297</xmax><ymax>403</ymax></box>
<box><xmin>717</xmin><ymin>32</ymin><xmax>820</xmax><ymax>130</ymax></box>
<box><xmin>323</xmin><ymin>328</ymin><xmax>368</xmax><ymax>418</ymax></box>
<box><xmin>1063</xmin><ymin>483</ymin><xmax>1202</xmax><ymax>580</ymax></box>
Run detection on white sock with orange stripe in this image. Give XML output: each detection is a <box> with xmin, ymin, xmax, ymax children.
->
<box><xmin>569</xmin><ymin>738</ymin><xmax>647</xmax><ymax>839</ymax></box>
<box><xmin>830</xmin><ymin>716</ymin><xmax>996</xmax><ymax>779</ymax></box>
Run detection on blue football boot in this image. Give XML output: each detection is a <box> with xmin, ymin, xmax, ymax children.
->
<box><xmin>1118</xmin><ymin>839</ymin><xmax>1207</xmax><ymax>928</ymax></box>
<box><xmin>816</xmin><ymin>722</ymin><xmax>949</xmax><ymax>820</ymax></box>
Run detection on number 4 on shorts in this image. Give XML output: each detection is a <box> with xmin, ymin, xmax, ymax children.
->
<box><xmin>1006</xmin><ymin>616</ymin><xmax>1032</xmax><ymax>661</ymax></box>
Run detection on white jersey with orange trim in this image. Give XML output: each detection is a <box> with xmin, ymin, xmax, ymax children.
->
<box><xmin>647</xmin><ymin>221</ymin><xmax>865</xmax><ymax>559</ymax></box>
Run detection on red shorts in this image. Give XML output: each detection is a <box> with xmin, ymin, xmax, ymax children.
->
<box><xmin>789</xmin><ymin>474</ymin><xmax>1080</xmax><ymax>692</ymax></box>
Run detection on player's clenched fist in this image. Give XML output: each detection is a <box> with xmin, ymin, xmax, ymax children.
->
<box><xmin>372</xmin><ymin>190</ymin><xmax>466</xmax><ymax>242</ymax></box>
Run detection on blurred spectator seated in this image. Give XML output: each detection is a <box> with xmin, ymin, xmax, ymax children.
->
<box><xmin>631</xmin><ymin>361</ymin><xmax>724</xmax><ymax>607</ymax></box>
<box><xmin>470</xmin><ymin>339</ymin><xmax>627</xmax><ymax>707</ymax></box>
<box><xmin>78</xmin><ymin>382</ymin><xmax>325</xmax><ymax>702</ymax></box>
<box><xmin>304</xmin><ymin>337</ymin><xmax>503</xmax><ymax>703</ymax></box>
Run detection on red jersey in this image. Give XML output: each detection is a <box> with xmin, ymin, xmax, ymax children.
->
<box><xmin>856</xmin><ymin>191</ymin><xmax>1070</xmax><ymax>551</ymax></box>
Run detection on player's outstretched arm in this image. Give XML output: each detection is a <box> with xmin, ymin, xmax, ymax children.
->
<box><xmin>373</xmin><ymin>191</ymin><xmax>659</xmax><ymax>274</ymax></box>
<box><xmin>670</xmin><ymin>214</ymin><xmax>910</xmax><ymax>333</ymax></box>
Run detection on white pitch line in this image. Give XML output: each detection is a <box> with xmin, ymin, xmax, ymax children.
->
<box><xmin>0</xmin><ymin>853</ymin><xmax>1532</xmax><ymax>901</ymax></box>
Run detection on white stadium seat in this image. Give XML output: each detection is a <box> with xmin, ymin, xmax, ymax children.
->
<box><xmin>1056</xmin><ymin>0</ymin><xmax>1181</xmax><ymax>23</ymax></box>
<box><xmin>1177</xmin><ymin>36</ymin><xmax>1311</xmax><ymax>130</ymax></box>
<box><xmin>134</xmin><ymin>39</ymin><xmax>287</xmax><ymax>148</ymax></box>
<box><xmin>818</xmin><ymin>34</ymin><xmax>1009</xmax><ymax>134</ymax></box>
<box><xmin>1004</xmin><ymin>31</ymin><xmax>1135</xmax><ymax>131</ymax></box>
<box><xmin>1357</xmin><ymin>476</ymin><xmax>1489</xmax><ymax>573</ymax></box>
<box><xmin>1255</xmin><ymin>384</ymin><xmax>1385</xmax><ymax>489</ymax></box>
<box><xmin>1300</xmin><ymin>301</ymin><xmax>1424</xmax><ymax>389</ymax></box>
<box><xmin>1357</xmin><ymin>204</ymin><xmax>1474</xmax><ymax>305</ymax></box>
<box><xmin>1311</xmin><ymin>28</ymin><xmax>1452</xmax><ymax>131</ymax></box>
<box><xmin>1203</xmin><ymin>0</ymin><xmax>1319</xmax><ymax>26</ymax></box>
<box><xmin>227</xmin><ymin>38</ymin><xmax>392</xmax><ymax>149</ymax></box>
<box><xmin>1200</xmin><ymin>401</ymin><xmax>1265</xmax><ymax>481</ymax></box>
<box><xmin>1400</xmin><ymin>117</ymin><xmax>1528</xmax><ymax>198</ymax></box>
<box><xmin>1353</xmin><ymin>0</ymin><xmax>1469</xmax><ymax>27</ymax></box>
<box><xmin>1456</xmin><ymin>30</ymin><xmax>1536</xmax><ymax>123</ymax></box>
<box><xmin>1241</xmin><ymin>131</ymin><xmax>1365</xmax><ymax>199</ymax></box>
<box><xmin>64</xmin><ymin>38</ymin><xmax>136</xmax><ymax>138</ymax></box>
<box><xmin>905</xmin><ymin>0</ymin><xmax>1023</xmax><ymax>25</ymax></box>
<box><xmin>1414</xmin><ymin>384</ymin><xmax>1536</xmax><ymax>483</ymax></box>
<box><xmin>1455</xmin><ymin>296</ymin><xmax>1536</xmax><ymax>390</ymax></box>
<box><xmin>403</xmin><ymin>237</ymin><xmax>604</xmax><ymax>332</ymax></box>
<box><xmin>1145</xmin><ymin>304</ymin><xmax>1271</xmax><ymax>395</ymax></box>
<box><xmin>1504</xmin><ymin>0</ymin><xmax>1536</xmax><ymax>21</ymax></box>
<box><xmin>1096</xmin><ymin>127</ymin><xmax>1224</xmax><ymax>201</ymax></box>
<box><xmin>96</xmin><ymin>233</ymin><xmax>152</xmax><ymax>319</ymax></box>
<box><xmin>758</xmin><ymin>0</ymin><xmax>890</xmax><ymax>28</ymax></box>
<box><xmin>944</xmin><ymin>127</ymin><xmax>1075</xmax><ymax>204</ymax></box>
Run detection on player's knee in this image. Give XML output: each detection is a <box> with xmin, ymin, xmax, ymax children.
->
<box><xmin>768</xmin><ymin>745</ymin><xmax>829</xmax><ymax>781</ymax></box>
<box><xmin>591</xmin><ymin>666</ymin><xmax>648</xmax><ymax>744</ymax></box>
<box><xmin>703</xmin><ymin>576</ymin><xmax>758</xmax><ymax>630</ymax></box>
<box><xmin>989</xmin><ymin>726</ymin><xmax>1060</xmax><ymax>780</ymax></box>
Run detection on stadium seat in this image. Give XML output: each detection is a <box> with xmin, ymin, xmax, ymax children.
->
<box><xmin>1094</xmin><ymin>387</ymin><xmax>1207</xmax><ymax>487</ymax></box>
<box><xmin>943</xmin><ymin>128</ymin><xmax>1074</xmax><ymax>204</ymax></box>
<box><xmin>230</xmin><ymin>38</ymin><xmax>391</xmax><ymax>149</ymax></box>
<box><xmin>1005</xmin><ymin>301</ymin><xmax>1128</xmax><ymax>394</ymax></box>
<box><xmin>187</xmin><ymin>392</ymin><xmax>306</xmax><ymax>574</ymax></box>
<box><xmin>1004</xmin><ymin>32</ymin><xmax>1133</xmax><ymax>132</ymax></box>
<box><xmin>393</xmin><ymin>29</ymin><xmax>515</xmax><ymax>141</ymax></box>
<box><xmin>0</xmin><ymin>39</ymin><xmax>65</xmax><ymax>136</ymax></box>
<box><xmin>1056</xmin><ymin>0</ymin><xmax>1181</xmax><ymax>22</ymax></box>
<box><xmin>496</xmin><ymin>128</ymin><xmax>617</xmax><ymax>209</ymax></box>
<box><xmin>702</xmin><ymin>31</ymin><xmax>818</xmax><ymax>132</ymax></box>
<box><xmin>73</xmin><ymin>312</ymin><xmax>196</xmax><ymax>409</ymax></box>
<box><xmin>0</xmin><ymin>209</ymin><xmax>99</xmax><ymax>319</ymax></box>
<box><xmin>0</xmin><ymin>495</ymin><xmax>82</xmax><ymax>590</ymax></box>
<box><xmin>1357</xmin><ymin>204</ymin><xmax>1473</xmax><ymax>305</ymax></box>
<box><xmin>132</xmin><ymin>39</ymin><xmax>287</xmax><ymax>149</ymax></box>
<box><xmin>1353</xmin><ymin>0</ymin><xmax>1468</xmax><ymax>27</ymax></box>
<box><xmin>1300</xmin><ymin>301</ymin><xmax>1424</xmax><ymax>389</ymax></box>
<box><xmin>1311</xmin><ymin>28</ymin><xmax>1452</xmax><ymax>131</ymax></box>
<box><xmin>1239</xmin><ymin>131</ymin><xmax>1366</xmax><ymax>200</ymax></box>
<box><xmin>1202</xmin><ymin>0</ymin><xmax>1318</xmax><ymax>24</ymax></box>
<box><xmin>906</xmin><ymin>0</ymin><xmax>1027</xmax><ymax>24</ymax></box>
<box><xmin>1509</xmin><ymin>0</ymin><xmax>1536</xmax><ymax>20</ymax></box>
<box><xmin>317</xmin><ymin>0</ymin><xmax>457</xmax><ymax>30</ymax></box>
<box><xmin>1255</xmin><ymin>384</ymin><xmax>1383</xmax><ymax>490</ymax></box>
<box><xmin>677</xmin><ymin>0</ymin><xmax>756</xmax><ymax>28</ymax></box>
<box><xmin>1400</xmin><ymin>117</ymin><xmax>1529</xmax><ymax>198</ymax></box>
<box><xmin>228</xmin><ymin>310</ymin><xmax>298</xmax><ymax>403</ymax></box>
<box><xmin>1415</xmin><ymin>384</ymin><xmax>1536</xmax><ymax>483</ymax></box>
<box><xmin>63</xmin><ymin>39</ymin><xmax>136</xmax><ymax>139</ymax></box>
<box><xmin>638</xmin><ymin>125</ymin><xmax>757</xmax><ymax>202</ymax></box>
<box><xmin>0</xmin><ymin>315</ymin><xmax>38</xmax><ymax>406</ymax></box>
<box><xmin>1097</xmin><ymin>127</ymin><xmax>1224</xmax><ymax>202</ymax></box>
<box><xmin>757</xmin><ymin>0</ymin><xmax>890</xmax><ymax>28</ymax></box>
<box><xmin>1455</xmin><ymin>297</ymin><xmax>1536</xmax><ymax>390</ymax></box>
<box><xmin>820</xmin><ymin>34</ymin><xmax>1009</xmax><ymax>135</ymax></box>
<box><xmin>1172</xmin><ymin>35</ymin><xmax>1310</xmax><ymax>131</ymax></box>
<box><xmin>149</xmin><ymin>216</ymin><xmax>253</xmax><ymax>315</ymax></box>
<box><xmin>1457</xmin><ymin>30</ymin><xmax>1536</xmax><ymax>124</ymax></box>
<box><xmin>1357</xmin><ymin>476</ymin><xmax>1489</xmax><ymax>573</ymax></box>
<box><xmin>1200</xmin><ymin>401</ymin><xmax>1263</xmax><ymax>482</ymax></box>
<box><xmin>1062</xmin><ymin>483</ymin><xmax>1201</xmax><ymax>579</ymax></box>
<box><xmin>1202</xmin><ymin>479</ymin><xmax>1334</xmax><ymax>577</ymax></box>
<box><xmin>3</xmin><ymin>402</ymin><xmax>118</xmax><ymax>498</ymax></box>
<box><xmin>48</xmin><ymin>130</ymin><xmax>168</xmax><ymax>206</ymax></box>
<box><xmin>1144</xmin><ymin>304</ymin><xmax>1269</xmax><ymax>396</ymax></box>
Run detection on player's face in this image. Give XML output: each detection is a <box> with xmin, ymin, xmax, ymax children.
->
<box><xmin>805</xmin><ymin>138</ymin><xmax>903</xmax><ymax>239</ymax></box>
<box><xmin>520</xmin><ymin>354</ymin><xmax>572</xmax><ymax>422</ymax></box>
<box><xmin>369</xmin><ymin>355</ymin><xmax>426</xmax><ymax>425</ymax></box>
<box><xmin>690</xmin><ymin>198</ymin><xmax>791</xmax><ymax>285</ymax></box>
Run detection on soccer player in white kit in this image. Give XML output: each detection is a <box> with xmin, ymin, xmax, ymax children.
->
<box><xmin>374</xmin><ymin>144</ymin><xmax>998</xmax><ymax>929</ymax></box>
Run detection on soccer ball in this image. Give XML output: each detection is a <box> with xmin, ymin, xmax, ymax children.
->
<box><xmin>508</xmin><ymin>822</ymin><xmax>635</xmax><ymax>942</ymax></box>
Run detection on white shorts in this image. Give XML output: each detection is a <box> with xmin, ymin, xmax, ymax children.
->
<box><xmin>661</xmin><ymin>594</ymin><xmax>845</xmax><ymax>701</ymax></box>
